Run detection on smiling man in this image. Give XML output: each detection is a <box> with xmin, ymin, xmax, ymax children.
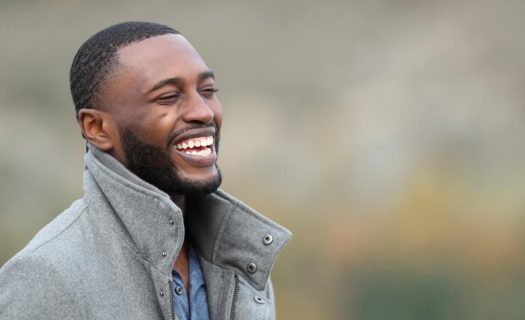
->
<box><xmin>0</xmin><ymin>22</ymin><xmax>291</xmax><ymax>320</ymax></box>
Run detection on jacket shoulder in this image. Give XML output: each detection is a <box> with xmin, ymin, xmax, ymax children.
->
<box><xmin>21</xmin><ymin>199</ymin><xmax>87</xmax><ymax>255</ymax></box>
<box><xmin>0</xmin><ymin>199</ymin><xmax>89</xmax><ymax>319</ymax></box>
<box><xmin>0</xmin><ymin>245</ymin><xmax>86</xmax><ymax>319</ymax></box>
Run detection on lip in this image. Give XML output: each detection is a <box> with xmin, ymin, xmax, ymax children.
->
<box><xmin>171</xmin><ymin>127</ymin><xmax>216</xmax><ymax>145</ymax></box>
<box><xmin>171</xmin><ymin>127</ymin><xmax>217</xmax><ymax>167</ymax></box>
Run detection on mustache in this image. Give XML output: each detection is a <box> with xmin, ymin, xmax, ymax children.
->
<box><xmin>166</xmin><ymin>123</ymin><xmax>218</xmax><ymax>147</ymax></box>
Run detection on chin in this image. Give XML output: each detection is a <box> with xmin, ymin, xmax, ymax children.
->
<box><xmin>172</xmin><ymin>168</ymin><xmax>222</xmax><ymax>196</ymax></box>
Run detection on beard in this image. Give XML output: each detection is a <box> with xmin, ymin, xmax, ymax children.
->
<box><xmin>119</xmin><ymin>127</ymin><xmax>222</xmax><ymax>196</ymax></box>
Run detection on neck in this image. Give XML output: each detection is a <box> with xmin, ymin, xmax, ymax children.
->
<box><xmin>171</xmin><ymin>194</ymin><xmax>186</xmax><ymax>217</ymax></box>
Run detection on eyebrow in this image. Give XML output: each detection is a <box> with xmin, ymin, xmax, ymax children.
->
<box><xmin>147</xmin><ymin>70</ymin><xmax>215</xmax><ymax>94</ymax></box>
<box><xmin>199</xmin><ymin>70</ymin><xmax>215</xmax><ymax>81</ymax></box>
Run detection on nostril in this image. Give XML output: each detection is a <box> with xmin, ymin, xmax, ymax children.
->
<box><xmin>182</xmin><ymin>95</ymin><xmax>215</xmax><ymax>124</ymax></box>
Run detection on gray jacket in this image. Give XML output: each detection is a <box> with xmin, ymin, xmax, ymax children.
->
<box><xmin>0</xmin><ymin>146</ymin><xmax>291</xmax><ymax>319</ymax></box>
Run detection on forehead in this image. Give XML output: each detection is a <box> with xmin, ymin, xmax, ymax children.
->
<box><xmin>115</xmin><ymin>34</ymin><xmax>208</xmax><ymax>87</ymax></box>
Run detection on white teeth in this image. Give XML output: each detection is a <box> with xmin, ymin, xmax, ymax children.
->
<box><xmin>183</xmin><ymin>148</ymin><xmax>211</xmax><ymax>156</ymax></box>
<box><xmin>199</xmin><ymin>148</ymin><xmax>211</xmax><ymax>156</ymax></box>
<box><xmin>175</xmin><ymin>136</ymin><xmax>214</xmax><ymax>150</ymax></box>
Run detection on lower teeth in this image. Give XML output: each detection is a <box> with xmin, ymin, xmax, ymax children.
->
<box><xmin>184</xmin><ymin>148</ymin><xmax>210</xmax><ymax>156</ymax></box>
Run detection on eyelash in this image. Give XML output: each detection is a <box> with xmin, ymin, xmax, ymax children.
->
<box><xmin>156</xmin><ymin>87</ymin><xmax>219</xmax><ymax>104</ymax></box>
<box><xmin>157</xmin><ymin>93</ymin><xmax>181</xmax><ymax>103</ymax></box>
<box><xmin>200</xmin><ymin>87</ymin><xmax>219</xmax><ymax>95</ymax></box>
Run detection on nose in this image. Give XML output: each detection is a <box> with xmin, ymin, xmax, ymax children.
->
<box><xmin>182</xmin><ymin>93</ymin><xmax>214</xmax><ymax>124</ymax></box>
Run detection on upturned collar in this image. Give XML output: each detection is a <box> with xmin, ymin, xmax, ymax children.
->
<box><xmin>83</xmin><ymin>144</ymin><xmax>291</xmax><ymax>290</ymax></box>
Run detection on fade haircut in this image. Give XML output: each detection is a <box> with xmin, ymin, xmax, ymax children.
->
<box><xmin>70</xmin><ymin>21</ymin><xmax>180</xmax><ymax>119</ymax></box>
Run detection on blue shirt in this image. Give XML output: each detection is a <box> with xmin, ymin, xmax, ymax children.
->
<box><xmin>171</xmin><ymin>247</ymin><xmax>210</xmax><ymax>320</ymax></box>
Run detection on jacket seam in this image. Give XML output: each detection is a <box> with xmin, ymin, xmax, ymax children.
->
<box><xmin>86</xmin><ymin>202</ymin><xmax>170</xmax><ymax>275</ymax></box>
<box><xmin>108</xmin><ymin>224</ymin><xmax>166</xmax><ymax>274</ymax></box>
<box><xmin>211</xmin><ymin>201</ymin><xmax>237</xmax><ymax>264</ymax></box>
<box><xmin>20</xmin><ymin>203</ymin><xmax>88</xmax><ymax>257</ymax></box>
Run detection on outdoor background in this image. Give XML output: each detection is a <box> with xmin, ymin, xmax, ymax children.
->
<box><xmin>1</xmin><ymin>1</ymin><xmax>524</xmax><ymax>319</ymax></box>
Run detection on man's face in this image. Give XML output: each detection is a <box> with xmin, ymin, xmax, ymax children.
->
<box><xmin>100</xmin><ymin>34</ymin><xmax>223</xmax><ymax>195</ymax></box>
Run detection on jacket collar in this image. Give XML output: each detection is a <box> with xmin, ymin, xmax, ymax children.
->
<box><xmin>83</xmin><ymin>144</ymin><xmax>291</xmax><ymax>290</ymax></box>
<box><xmin>187</xmin><ymin>190</ymin><xmax>292</xmax><ymax>290</ymax></box>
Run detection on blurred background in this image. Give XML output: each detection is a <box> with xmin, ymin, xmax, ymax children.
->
<box><xmin>1</xmin><ymin>0</ymin><xmax>524</xmax><ymax>318</ymax></box>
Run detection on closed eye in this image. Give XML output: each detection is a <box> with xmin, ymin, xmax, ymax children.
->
<box><xmin>200</xmin><ymin>87</ymin><xmax>219</xmax><ymax>97</ymax></box>
<box><xmin>156</xmin><ymin>92</ymin><xmax>181</xmax><ymax>104</ymax></box>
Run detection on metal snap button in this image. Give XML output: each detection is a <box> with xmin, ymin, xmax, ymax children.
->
<box><xmin>160</xmin><ymin>290</ymin><xmax>165</xmax><ymax>297</ymax></box>
<box><xmin>175</xmin><ymin>286</ymin><xmax>183</xmax><ymax>295</ymax></box>
<box><xmin>162</xmin><ymin>251</ymin><xmax>167</xmax><ymax>257</ymax></box>
<box><xmin>247</xmin><ymin>262</ymin><xmax>257</xmax><ymax>274</ymax></box>
<box><xmin>169</xmin><ymin>218</ymin><xmax>174</xmax><ymax>225</ymax></box>
<box><xmin>254</xmin><ymin>296</ymin><xmax>265</xmax><ymax>304</ymax></box>
<box><xmin>263</xmin><ymin>234</ymin><xmax>273</xmax><ymax>245</ymax></box>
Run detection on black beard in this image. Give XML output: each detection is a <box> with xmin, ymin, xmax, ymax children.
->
<box><xmin>119</xmin><ymin>127</ymin><xmax>222</xmax><ymax>196</ymax></box>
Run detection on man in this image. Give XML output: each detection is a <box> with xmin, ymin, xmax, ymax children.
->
<box><xmin>0</xmin><ymin>21</ymin><xmax>291</xmax><ymax>320</ymax></box>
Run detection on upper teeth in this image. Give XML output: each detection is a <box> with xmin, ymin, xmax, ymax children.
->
<box><xmin>175</xmin><ymin>136</ymin><xmax>214</xmax><ymax>150</ymax></box>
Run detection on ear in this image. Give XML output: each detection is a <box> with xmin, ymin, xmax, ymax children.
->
<box><xmin>78</xmin><ymin>109</ymin><xmax>117</xmax><ymax>152</ymax></box>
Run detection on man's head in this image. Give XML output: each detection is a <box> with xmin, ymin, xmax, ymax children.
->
<box><xmin>70</xmin><ymin>22</ymin><xmax>223</xmax><ymax>196</ymax></box>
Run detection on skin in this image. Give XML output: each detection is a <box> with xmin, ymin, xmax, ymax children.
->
<box><xmin>78</xmin><ymin>34</ymin><xmax>223</xmax><ymax>294</ymax></box>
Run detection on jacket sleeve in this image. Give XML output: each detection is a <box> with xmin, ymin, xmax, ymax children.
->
<box><xmin>0</xmin><ymin>254</ymin><xmax>84</xmax><ymax>320</ymax></box>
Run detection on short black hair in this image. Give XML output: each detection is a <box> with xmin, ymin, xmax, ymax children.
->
<box><xmin>70</xmin><ymin>21</ymin><xmax>180</xmax><ymax>119</ymax></box>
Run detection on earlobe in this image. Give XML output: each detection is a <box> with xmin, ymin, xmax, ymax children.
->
<box><xmin>78</xmin><ymin>109</ymin><xmax>115</xmax><ymax>151</ymax></box>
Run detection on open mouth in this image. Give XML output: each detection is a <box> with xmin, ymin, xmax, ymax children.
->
<box><xmin>175</xmin><ymin>136</ymin><xmax>214</xmax><ymax>157</ymax></box>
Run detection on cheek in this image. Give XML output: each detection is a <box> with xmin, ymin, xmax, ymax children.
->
<box><xmin>121</xmin><ymin>112</ymin><xmax>174</xmax><ymax>146</ymax></box>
